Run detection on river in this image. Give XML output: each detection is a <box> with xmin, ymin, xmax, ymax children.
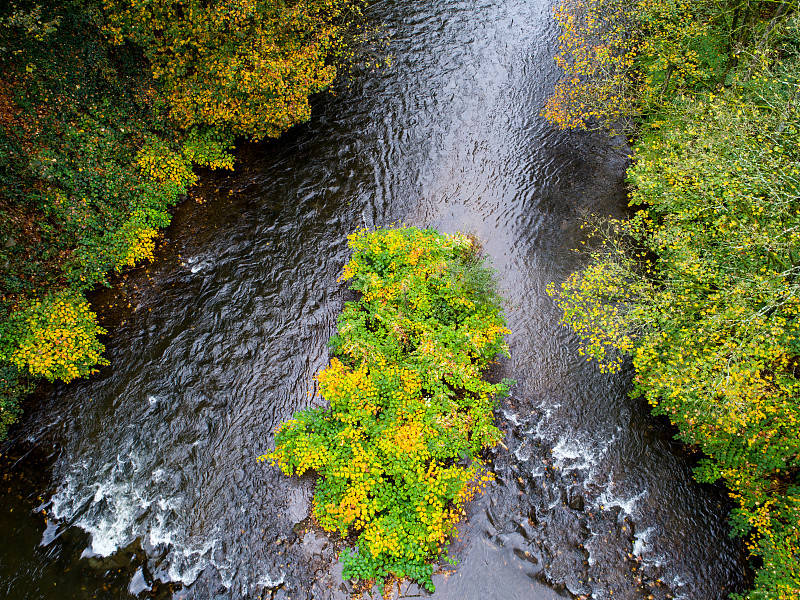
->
<box><xmin>0</xmin><ymin>0</ymin><xmax>749</xmax><ymax>598</ymax></box>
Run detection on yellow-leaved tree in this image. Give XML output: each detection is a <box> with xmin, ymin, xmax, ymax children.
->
<box><xmin>104</xmin><ymin>0</ymin><xmax>359</xmax><ymax>140</ymax></box>
<box><xmin>543</xmin><ymin>0</ymin><xmax>727</xmax><ymax>130</ymax></box>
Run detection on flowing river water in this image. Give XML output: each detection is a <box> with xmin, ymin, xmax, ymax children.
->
<box><xmin>1</xmin><ymin>0</ymin><xmax>750</xmax><ymax>598</ymax></box>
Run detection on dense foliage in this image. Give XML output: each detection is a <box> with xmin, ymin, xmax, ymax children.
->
<box><xmin>0</xmin><ymin>0</ymin><xmax>359</xmax><ymax>440</ymax></box>
<box><xmin>104</xmin><ymin>0</ymin><xmax>359</xmax><ymax>140</ymax></box>
<box><xmin>263</xmin><ymin>227</ymin><xmax>513</xmax><ymax>591</ymax></box>
<box><xmin>544</xmin><ymin>0</ymin><xmax>789</xmax><ymax>130</ymax></box>
<box><xmin>546</xmin><ymin>2</ymin><xmax>800</xmax><ymax>598</ymax></box>
<box><xmin>0</xmin><ymin>2</ymin><xmax>180</xmax><ymax>440</ymax></box>
<box><xmin>1</xmin><ymin>291</ymin><xmax>110</xmax><ymax>381</ymax></box>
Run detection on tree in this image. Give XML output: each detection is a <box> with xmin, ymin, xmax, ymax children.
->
<box><xmin>543</xmin><ymin>0</ymin><xmax>747</xmax><ymax>130</ymax></box>
<box><xmin>104</xmin><ymin>0</ymin><xmax>359</xmax><ymax>140</ymax></box>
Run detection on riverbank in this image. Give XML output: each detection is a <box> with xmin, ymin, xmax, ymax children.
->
<box><xmin>0</xmin><ymin>0</ymin><xmax>361</xmax><ymax>440</ymax></box>
<box><xmin>547</xmin><ymin>3</ymin><xmax>800</xmax><ymax>597</ymax></box>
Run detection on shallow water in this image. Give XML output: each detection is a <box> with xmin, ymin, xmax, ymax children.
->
<box><xmin>1</xmin><ymin>0</ymin><xmax>749</xmax><ymax>598</ymax></box>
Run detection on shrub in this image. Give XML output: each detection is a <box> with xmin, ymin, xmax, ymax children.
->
<box><xmin>181</xmin><ymin>128</ymin><xmax>236</xmax><ymax>171</ymax></box>
<box><xmin>136</xmin><ymin>136</ymin><xmax>197</xmax><ymax>188</ymax></box>
<box><xmin>0</xmin><ymin>291</ymin><xmax>109</xmax><ymax>383</ymax></box>
<box><xmin>0</xmin><ymin>362</ymin><xmax>31</xmax><ymax>440</ymax></box>
<box><xmin>262</xmin><ymin>227</ymin><xmax>513</xmax><ymax>591</ymax></box>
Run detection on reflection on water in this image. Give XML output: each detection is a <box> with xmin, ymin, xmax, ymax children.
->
<box><xmin>1</xmin><ymin>0</ymin><xmax>748</xmax><ymax>598</ymax></box>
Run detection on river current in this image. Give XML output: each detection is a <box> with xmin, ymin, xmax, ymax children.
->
<box><xmin>1</xmin><ymin>0</ymin><xmax>748</xmax><ymax>598</ymax></box>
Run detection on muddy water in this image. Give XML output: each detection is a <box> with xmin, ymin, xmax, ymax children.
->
<box><xmin>1</xmin><ymin>0</ymin><xmax>748</xmax><ymax>598</ymax></box>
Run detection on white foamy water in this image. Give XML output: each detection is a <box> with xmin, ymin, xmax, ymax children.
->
<box><xmin>49</xmin><ymin>453</ymin><xmax>223</xmax><ymax>587</ymax></box>
<box><xmin>596</xmin><ymin>488</ymin><xmax>648</xmax><ymax>519</ymax></box>
<box><xmin>185</xmin><ymin>255</ymin><xmax>214</xmax><ymax>274</ymax></box>
<box><xmin>633</xmin><ymin>526</ymin><xmax>655</xmax><ymax>556</ymax></box>
<box><xmin>549</xmin><ymin>431</ymin><xmax>617</xmax><ymax>482</ymax></box>
<box><xmin>502</xmin><ymin>409</ymin><xmax>522</xmax><ymax>426</ymax></box>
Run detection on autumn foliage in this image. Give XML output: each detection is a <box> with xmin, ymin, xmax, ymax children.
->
<box><xmin>547</xmin><ymin>1</ymin><xmax>800</xmax><ymax>596</ymax></box>
<box><xmin>0</xmin><ymin>0</ymin><xmax>361</xmax><ymax>440</ymax></box>
<box><xmin>104</xmin><ymin>0</ymin><xmax>358</xmax><ymax>140</ymax></box>
<box><xmin>0</xmin><ymin>292</ymin><xmax>109</xmax><ymax>382</ymax></box>
<box><xmin>543</xmin><ymin>0</ymin><xmax>735</xmax><ymax>129</ymax></box>
<box><xmin>263</xmin><ymin>227</ymin><xmax>512</xmax><ymax>590</ymax></box>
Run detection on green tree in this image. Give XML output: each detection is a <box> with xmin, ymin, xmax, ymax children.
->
<box><xmin>549</xmin><ymin>73</ymin><xmax>800</xmax><ymax>599</ymax></box>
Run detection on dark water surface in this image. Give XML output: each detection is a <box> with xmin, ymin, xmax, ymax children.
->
<box><xmin>1</xmin><ymin>0</ymin><xmax>749</xmax><ymax>598</ymax></box>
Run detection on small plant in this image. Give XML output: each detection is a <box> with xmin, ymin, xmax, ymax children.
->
<box><xmin>262</xmin><ymin>226</ymin><xmax>512</xmax><ymax>591</ymax></box>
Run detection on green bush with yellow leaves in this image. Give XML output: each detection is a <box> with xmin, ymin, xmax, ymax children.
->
<box><xmin>263</xmin><ymin>227</ymin><xmax>513</xmax><ymax>591</ymax></box>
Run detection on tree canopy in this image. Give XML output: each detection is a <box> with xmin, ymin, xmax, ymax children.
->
<box><xmin>104</xmin><ymin>0</ymin><xmax>357</xmax><ymax>140</ymax></box>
